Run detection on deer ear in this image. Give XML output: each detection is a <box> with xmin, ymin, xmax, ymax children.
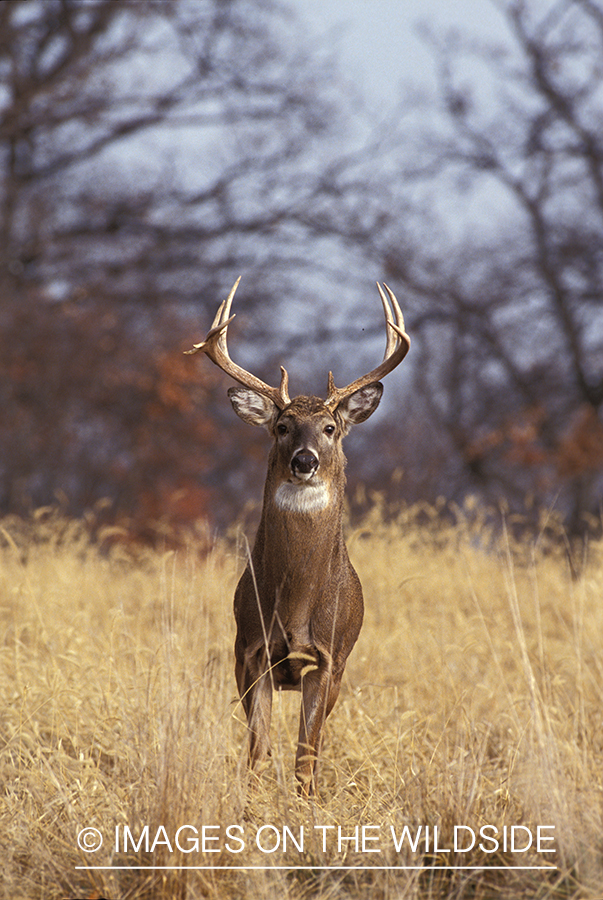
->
<box><xmin>228</xmin><ymin>386</ymin><xmax>277</xmax><ymax>427</ymax></box>
<box><xmin>336</xmin><ymin>382</ymin><xmax>383</xmax><ymax>429</ymax></box>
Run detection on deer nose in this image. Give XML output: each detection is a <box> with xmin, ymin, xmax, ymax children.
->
<box><xmin>291</xmin><ymin>450</ymin><xmax>319</xmax><ymax>477</ymax></box>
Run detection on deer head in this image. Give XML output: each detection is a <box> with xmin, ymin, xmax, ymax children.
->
<box><xmin>186</xmin><ymin>278</ymin><xmax>410</xmax><ymax>506</ymax></box>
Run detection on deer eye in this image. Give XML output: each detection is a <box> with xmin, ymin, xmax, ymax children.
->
<box><xmin>324</xmin><ymin>424</ymin><xmax>336</xmax><ymax>436</ymax></box>
<box><xmin>276</xmin><ymin>423</ymin><xmax>288</xmax><ymax>436</ymax></box>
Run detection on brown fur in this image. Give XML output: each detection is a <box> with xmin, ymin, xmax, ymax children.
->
<box><xmin>187</xmin><ymin>280</ymin><xmax>410</xmax><ymax>794</ymax></box>
<box><xmin>230</xmin><ymin>388</ymin><xmax>382</xmax><ymax>794</ymax></box>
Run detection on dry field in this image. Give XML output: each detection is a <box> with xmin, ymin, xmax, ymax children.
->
<box><xmin>1</xmin><ymin>507</ymin><xmax>602</xmax><ymax>899</ymax></box>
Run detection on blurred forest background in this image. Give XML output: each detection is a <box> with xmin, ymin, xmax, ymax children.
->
<box><xmin>1</xmin><ymin>0</ymin><xmax>602</xmax><ymax>543</ymax></box>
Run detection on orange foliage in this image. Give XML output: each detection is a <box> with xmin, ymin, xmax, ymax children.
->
<box><xmin>556</xmin><ymin>405</ymin><xmax>603</xmax><ymax>477</ymax></box>
<box><xmin>0</xmin><ymin>296</ymin><xmax>237</xmax><ymax>543</ymax></box>
<box><xmin>463</xmin><ymin>403</ymin><xmax>603</xmax><ymax>483</ymax></box>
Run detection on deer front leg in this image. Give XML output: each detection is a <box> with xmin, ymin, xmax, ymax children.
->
<box><xmin>295</xmin><ymin>662</ymin><xmax>341</xmax><ymax>796</ymax></box>
<box><xmin>236</xmin><ymin>654</ymin><xmax>273</xmax><ymax>770</ymax></box>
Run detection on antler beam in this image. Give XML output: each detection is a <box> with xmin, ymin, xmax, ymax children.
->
<box><xmin>324</xmin><ymin>283</ymin><xmax>410</xmax><ymax>410</ymax></box>
<box><xmin>185</xmin><ymin>277</ymin><xmax>291</xmax><ymax>409</ymax></box>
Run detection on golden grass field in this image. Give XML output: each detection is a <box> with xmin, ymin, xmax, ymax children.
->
<box><xmin>1</xmin><ymin>506</ymin><xmax>602</xmax><ymax>899</ymax></box>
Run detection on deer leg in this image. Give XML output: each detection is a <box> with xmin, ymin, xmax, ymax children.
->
<box><xmin>295</xmin><ymin>663</ymin><xmax>341</xmax><ymax>796</ymax></box>
<box><xmin>236</xmin><ymin>655</ymin><xmax>273</xmax><ymax>770</ymax></box>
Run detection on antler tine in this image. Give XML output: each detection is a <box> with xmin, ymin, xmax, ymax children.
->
<box><xmin>185</xmin><ymin>278</ymin><xmax>291</xmax><ymax>409</ymax></box>
<box><xmin>325</xmin><ymin>283</ymin><xmax>410</xmax><ymax>410</ymax></box>
<box><xmin>377</xmin><ymin>282</ymin><xmax>397</xmax><ymax>360</ymax></box>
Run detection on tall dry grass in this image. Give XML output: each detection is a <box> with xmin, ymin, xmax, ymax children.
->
<box><xmin>0</xmin><ymin>507</ymin><xmax>602</xmax><ymax>899</ymax></box>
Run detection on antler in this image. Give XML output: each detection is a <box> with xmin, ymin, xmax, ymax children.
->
<box><xmin>324</xmin><ymin>283</ymin><xmax>410</xmax><ymax>410</ymax></box>
<box><xmin>185</xmin><ymin>277</ymin><xmax>291</xmax><ymax>409</ymax></box>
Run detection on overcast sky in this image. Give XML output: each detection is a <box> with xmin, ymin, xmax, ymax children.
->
<box><xmin>294</xmin><ymin>0</ymin><xmax>508</xmax><ymax>113</ymax></box>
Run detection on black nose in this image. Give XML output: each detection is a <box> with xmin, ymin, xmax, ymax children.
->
<box><xmin>291</xmin><ymin>450</ymin><xmax>318</xmax><ymax>476</ymax></box>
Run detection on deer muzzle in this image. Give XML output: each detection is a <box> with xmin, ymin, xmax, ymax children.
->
<box><xmin>291</xmin><ymin>449</ymin><xmax>319</xmax><ymax>480</ymax></box>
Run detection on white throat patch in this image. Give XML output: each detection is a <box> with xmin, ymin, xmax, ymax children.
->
<box><xmin>274</xmin><ymin>480</ymin><xmax>331</xmax><ymax>513</ymax></box>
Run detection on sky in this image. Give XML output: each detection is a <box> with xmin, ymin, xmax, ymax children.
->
<box><xmin>293</xmin><ymin>0</ymin><xmax>508</xmax><ymax>113</ymax></box>
<box><xmin>283</xmin><ymin>0</ymin><xmax>521</xmax><ymax>251</ymax></box>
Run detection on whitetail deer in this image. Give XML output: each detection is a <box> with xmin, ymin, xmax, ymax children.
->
<box><xmin>186</xmin><ymin>278</ymin><xmax>410</xmax><ymax>794</ymax></box>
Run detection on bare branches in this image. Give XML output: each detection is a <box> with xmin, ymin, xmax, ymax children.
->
<box><xmin>377</xmin><ymin>0</ymin><xmax>603</xmax><ymax>533</ymax></box>
<box><xmin>0</xmin><ymin>0</ymin><xmax>361</xmax><ymax>532</ymax></box>
<box><xmin>0</xmin><ymin>0</ymin><xmax>346</xmax><ymax>308</ymax></box>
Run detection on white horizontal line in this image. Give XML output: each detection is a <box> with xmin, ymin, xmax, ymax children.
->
<box><xmin>76</xmin><ymin>864</ymin><xmax>558</xmax><ymax>871</ymax></box>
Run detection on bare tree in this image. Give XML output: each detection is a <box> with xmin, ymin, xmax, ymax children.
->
<box><xmin>0</xmin><ymin>0</ymin><xmax>345</xmax><ymax>306</ymax></box>
<box><xmin>358</xmin><ymin>0</ymin><xmax>603</xmax><ymax>536</ymax></box>
<box><xmin>0</xmin><ymin>0</ymin><xmax>366</xmax><ymax>533</ymax></box>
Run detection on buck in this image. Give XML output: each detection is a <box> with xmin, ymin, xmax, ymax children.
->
<box><xmin>186</xmin><ymin>278</ymin><xmax>410</xmax><ymax>794</ymax></box>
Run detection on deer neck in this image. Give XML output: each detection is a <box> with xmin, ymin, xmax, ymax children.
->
<box><xmin>252</xmin><ymin>468</ymin><xmax>347</xmax><ymax>586</ymax></box>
